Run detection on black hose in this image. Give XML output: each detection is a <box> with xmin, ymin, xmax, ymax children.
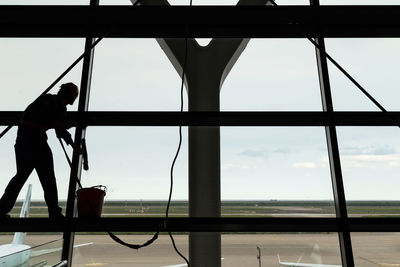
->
<box><xmin>59</xmin><ymin>137</ymin><xmax>159</xmax><ymax>249</ymax></box>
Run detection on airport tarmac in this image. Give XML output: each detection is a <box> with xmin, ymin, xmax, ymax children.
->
<box><xmin>2</xmin><ymin>233</ymin><xmax>400</xmax><ymax>266</ymax></box>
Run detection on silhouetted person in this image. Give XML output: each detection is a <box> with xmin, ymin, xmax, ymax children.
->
<box><xmin>0</xmin><ymin>83</ymin><xmax>81</xmax><ymax>219</ymax></box>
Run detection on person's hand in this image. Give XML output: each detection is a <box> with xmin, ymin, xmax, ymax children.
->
<box><xmin>72</xmin><ymin>144</ymin><xmax>84</xmax><ymax>154</ymax></box>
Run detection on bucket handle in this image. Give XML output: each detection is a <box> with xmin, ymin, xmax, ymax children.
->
<box><xmin>76</xmin><ymin>185</ymin><xmax>107</xmax><ymax>197</ymax></box>
<box><xmin>91</xmin><ymin>185</ymin><xmax>107</xmax><ymax>194</ymax></box>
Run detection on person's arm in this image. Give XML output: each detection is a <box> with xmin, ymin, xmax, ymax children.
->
<box><xmin>55</xmin><ymin>127</ymin><xmax>73</xmax><ymax>145</ymax></box>
<box><xmin>54</xmin><ymin>99</ymin><xmax>82</xmax><ymax>153</ymax></box>
<box><xmin>55</xmin><ymin>125</ymin><xmax>83</xmax><ymax>154</ymax></box>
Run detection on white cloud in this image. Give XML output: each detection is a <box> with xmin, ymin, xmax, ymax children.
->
<box><xmin>341</xmin><ymin>145</ymin><xmax>396</xmax><ymax>156</ymax></box>
<box><xmin>319</xmin><ymin>154</ymin><xmax>400</xmax><ymax>168</ymax></box>
<box><xmin>222</xmin><ymin>163</ymin><xmax>256</xmax><ymax>171</ymax></box>
<box><xmin>238</xmin><ymin>149</ymin><xmax>268</xmax><ymax>158</ymax></box>
<box><xmin>340</xmin><ymin>154</ymin><xmax>400</xmax><ymax>168</ymax></box>
<box><xmin>293</xmin><ymin>162</ymin><xmax>317</xmax><ymax>169</ymax></box>
<box><xmin>319</xmin><ymin>157</ymin><xmax>329</xmax><ymax>168</ymax></box>
<box><xmin>222</xmin><ymin>163</ymin><xmax>235</xmax><ymax>170</ymax></box>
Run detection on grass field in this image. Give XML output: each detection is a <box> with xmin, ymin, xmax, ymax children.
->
<box><xmin>9</xmin><ymin>200</ymin><xmax>400</xmax><ymax>217</ymax></box>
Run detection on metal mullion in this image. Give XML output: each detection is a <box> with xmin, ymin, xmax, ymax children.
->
<box><xmin>2</xmin><ymin>111</ymin><xmax>400</xmax><ymax>126</ymax></box>
<box><xmin>310</xmin><ymin>0</ymin><xmax>354</xmax><ymax>266</ymax></box>
<box><xmin>2</xmin><ymin>6</ymin><xmax>400</xmax><ymax>38</ymax></box>
<box><xmin>325</xmin><ymin>124</ymin><xmax>354</xmax><ymax>267</ymax></box>
<box><xmin>3</xmin><ymin>217</ymin><xmax>400</xmax><ymax>233</ymax></box>
<box><xmin>61</xmin><ymin>1</ymin><xmax>98</xmax><ymax>265</ymax></box>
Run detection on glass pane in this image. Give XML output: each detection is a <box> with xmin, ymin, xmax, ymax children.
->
<box><xmin>0</xmin><ymin>38</ymin><xmax>83</xmax><ymax>207</ymax></box>
<box><xmin>0</xmin><ymin>38</ymin><xmax>84</xmax><ymax>111</ymax></box>
<box><xmin>337</xmin><ymin>127</ymin><xmax>400</xmax><ymax>216</ymax></box>
<box><xmin>83</xmin><ymin>127</ymin><xmax>188</xmax><ymax>202</ymax></box>
<box><xmin>72</xmin><ymin>233</ymin><xmax>189</xmax><ymax>266</ymax></box>
<box><xmin>0</xmin><ymin>234</ymin><xmax>63</xmax><ymax>267</ymax></box>
<box><xmin>102</xmin><ymin>200</ymin><xmax>188</xmax><ymax>217</ymax></box>
<box><xmin>0</xmin><ymin>129</ymin><xmax>76</xmax><ymax>209</ymax></box>
<box><xmin>11</xmin><ymin>199</ymin><xmax>67</xmax><ymax>219</ymax></box>
<box><xmin>90</xmin><ymin>38</ymin><xmax>321</xmax><ymax>111</ymax></box>
<box><xmin>325</xmin><ymin>38</ymin><xmax>400</xmax><ymax>111</ymax></box>
<box><xmin>0</xmin><ymin>126</ymin><xmax>18</xmax><ymax>200</ymax></box>
<box><xmin>30</xmin><ymin>237</ymin><xmax>64</xmax><ymax>267</ymax></box>
<box><xmin>352</xmin><ymin>233</ymin><xmax>400</xmax><ymax>266</ymax></box>
<box><xmin>90</xmin><ymin>39</ymin><xmax>186</xmax><ymax>111</ymax></box>
<box><xmin>222</xmin><ymin>233</ymin><xmax>341</xmax><ymax>266</ymax></box>
<box><xmin>72</xmin><ymin>233</ymin><xmax>342</xmax><ymax>266</ymax></box>
<box><xmin>221</xmin><ymin>127</ymin><xmax>335</xmax><ymax>217</ymax></box>
<box><xmin>221</xmin><ymin>39</ymin><xmax>322</xmax><ymax>111</ymax></box>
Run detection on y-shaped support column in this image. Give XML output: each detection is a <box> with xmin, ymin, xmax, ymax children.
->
<box><xmin>139</xmin><ymin>1</ymin><xmax>270</xmax><ymax>266</ymax></box>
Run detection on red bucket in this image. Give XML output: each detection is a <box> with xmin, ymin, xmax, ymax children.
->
<box><xmin>77</xmin><ymin>186</ymin><xmax>106</xmax><ymax>218</ymax></box>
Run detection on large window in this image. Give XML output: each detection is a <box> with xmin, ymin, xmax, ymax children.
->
<box><xmin>1</xmin><ymin>2</ymin><xmax>399</xmax><ymax>267</ymax></box>
<box><xmin>325</xmin><ymin>38</ymin><xmax>400</xmax><ymax>111</ymax></box>
<box><xmin>222</xmin><ymin>39</ymin><xmax>322</xmax><ymax>111</ymax></box>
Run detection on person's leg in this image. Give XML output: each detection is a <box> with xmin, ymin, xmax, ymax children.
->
<box><xmin>35</xmin><ymin>142</ymin><xmax>62</xmax><ymax>218</ymax></box>
<box><xmin>0</xmin><ymin>142</ymin><xmax>34</xmax><ymax>216</ymax></box>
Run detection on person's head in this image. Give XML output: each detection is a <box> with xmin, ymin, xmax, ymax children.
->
<box><xmin>58</xmin><ymin>83</ymin><xmax>79</xmax><ymax>105</ymax></box>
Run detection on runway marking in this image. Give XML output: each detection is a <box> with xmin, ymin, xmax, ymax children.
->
<box><xmin>85</xmin><ymin>263</ymin><xmax>106</xmax><ymax>266</ymax></box>
<box><xmin>359</xmin><ymin>256</ymin><xmax>400</xmax><ymax>266</ymax></box>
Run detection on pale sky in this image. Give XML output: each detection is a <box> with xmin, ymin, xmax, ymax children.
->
<box><xmin>0</xmin><ymin>0</ymin><xmax>399</xmax><ymax>202</ymax></box>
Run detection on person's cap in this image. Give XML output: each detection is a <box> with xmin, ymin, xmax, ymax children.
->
<box><xmin>59</xmin><ymin>83</ymin><xmax>79</xmax><ymax>104</ymax></box>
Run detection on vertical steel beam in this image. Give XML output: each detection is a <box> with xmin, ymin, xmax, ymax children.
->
<box><xmin>310</xmin><ymin>0</ymin><xmax>354</xmax><ymax>266</ymax></box>
<box><xmin>61</xmin><ymin>0</ymin><xmax>99</xmax><ymax>265</ymax></box>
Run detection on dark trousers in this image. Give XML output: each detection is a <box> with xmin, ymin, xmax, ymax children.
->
<box><xmin>0</xmin><ymin>130</ymin><xmax>62</xmax><ymax>217</ymax></box>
